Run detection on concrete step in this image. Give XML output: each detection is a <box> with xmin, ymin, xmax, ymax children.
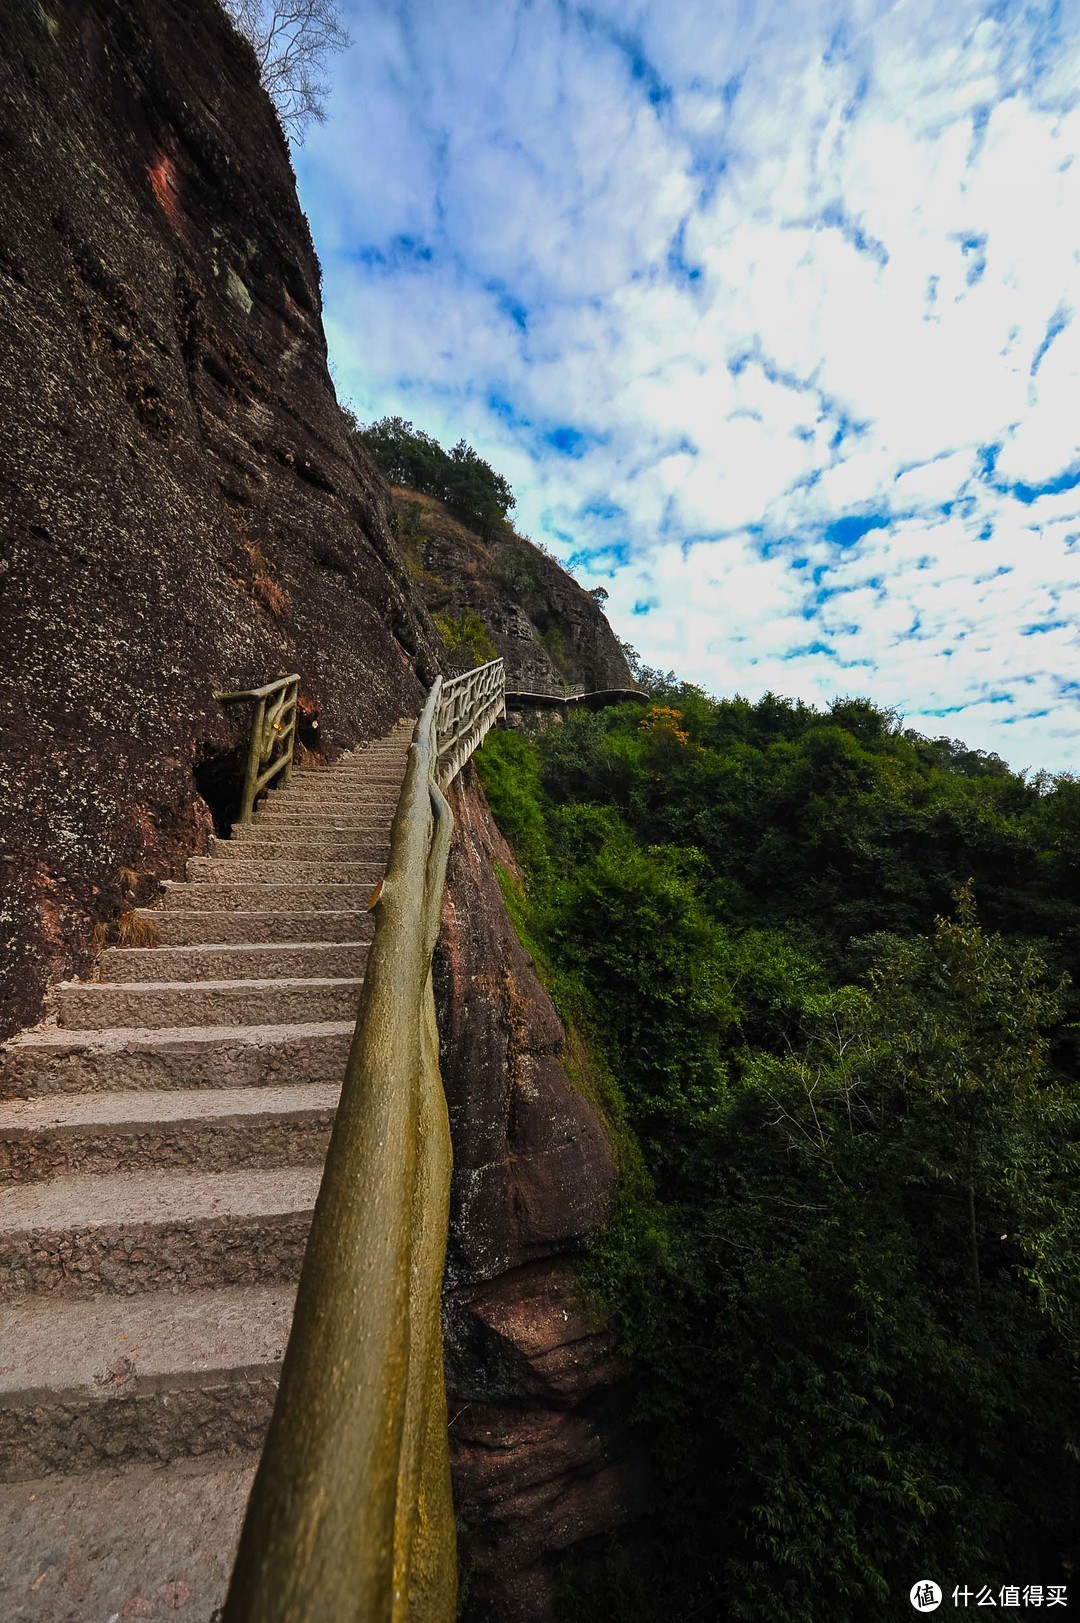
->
<box><xmin>287</xmin><ymin>768</ymin><xmax>403</xmax><ymax>785</ymax></box>
<box><xmin>300</xmin><ymin>754</ymin><xmax>404</xmax><ymax>769</ymax></box>
<box><xmin>57</xmin><ymin>977</ymin><xmax>363</xmax><ymax>1031</ymax></box>
<box><xmin>336</xmin><ymin>754</ymin><xmax>409</xmax><ymax>768</ymax></box>
<box><xmin>307</xmin><ymin>750</ymin><xmax>407</xmax><ymax>766</ymax></box>
<box><xmin>292</xmin><ymin>780</ymin><xmax>402</xmax><ymax>796</ymax></box>
<box><xmin>270</xmin><ymin>786</ymin><xmax>401</xmax><ymax>808</ymax></box>
<box><xmin>133</xmin><ymin>909</ymin><xmax>373</xmax><ymax>945</ymax></box>
<box><xmin>0</xmin><ymin>1455</ymin><xmax>254</xmax><ymax>1620</ymax></box>
<box><xmin>262</xmin><ymin>807</ymin><xmax>397</xmax><ymax>828</ymax></box>
<box><xmin>0</xmin><ymin>1021</ymin><xmax>353</xmax><ymax>1097</ymax></box>
<box><xmin>0</xmin><ymin>1082</ymin><xmax>338</xmax><ymax>1183</ymax></box>
<box><xmin>247</xmin><ymin>811</ymin><xmax>391</xmax><ymax>829</ymax></box>
<box><xmin>98</xmin><ymin>940</ymin><xmax>369</xmax><ymax>984</ymax></box>
<box><xmin>258</xmin><ymin>803</ymin><xmax>398</xmax><ymax>826</ymax></box>
<box><xmin>274</xmin><ymin>769</ymin><xmax>402</xmax><ymax>786</ymax></box>
<box><xmin>186</xmin><ymin>856</ymin><xmax>384</xmax><ymax>885</ymax></box>
<box><xmin>0</xmin><ymin>1281</ymin><xmax>294</xmax><ymax>1479</ymax></box>
<box><xmin>0</xmin><ymin>1164</ymin><xmax>320</xmax><ymax>1299</ymax></box>
<box><xmin>161</xmin><ymin>880</ymin><xmax>372</xmax><ymax>911</ymax></box>
<box><xmin>212</xmin><ymin>835</ymin><xmax>389</xmax><ymax>859</ymax></box>
<box><xmin>237</xmin><ymin>815</ymin><xmax>389</xmax><ymax>834</ymax></box>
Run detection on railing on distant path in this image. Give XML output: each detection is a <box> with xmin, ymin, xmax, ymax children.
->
<box><xmin>214</xmin><ymin>674</ymin><xmax>299</xmax><ymax>823</ymax></box>
<box><xmin>501</xmin><ymin>676</ymin><xmax>585</xmax><ymax>699</ymax></box>
<box><xmin>222</xmin><ymin>658</ymin><xmax>505</xmax><ymax>1623</ymax></box>
<box><xmin>504</xmin><ymin>682</ymin><xmax>648</xmax><ymax>712</ymax></box>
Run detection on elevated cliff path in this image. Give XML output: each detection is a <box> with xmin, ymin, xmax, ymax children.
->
<box><xmin>0</xmin><ymin>721</ymin><xmax>414</xmax><ymax>1621</ymax></box>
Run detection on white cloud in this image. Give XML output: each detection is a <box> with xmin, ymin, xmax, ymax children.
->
<box><xmin>299</xmin><ymin>0</ymin><xmax>1080</xmax><ymax>772</ymax></box>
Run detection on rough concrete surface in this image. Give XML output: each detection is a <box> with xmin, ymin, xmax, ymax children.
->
<box><xmin>0</xmin><ymin>1083</ymin><xmax>340</xmax><ymax>1181</ymax></box>
<box><xmin>0</xmin><ymin>1021</ymin><xmax>355</xmax><ymax>1097</ymax></box>
<box><xmin>0</xmin><ymin>1457</ymin><xmax>256</xmax><ymax>1621</ymax></box>
<box><xmin>0</xmin><ymin>1164</ymin><xmax>320</xmax><ymax>1299</ymax></box>
<box><xmin>1</xmin><ymin>1280</ymin><xmax>293</xmax><ymax>1394</ymax></box>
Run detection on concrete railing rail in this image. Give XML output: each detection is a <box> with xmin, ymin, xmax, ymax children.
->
<box><xmin>436</xmin><ymin>656</ymin><xmax>507</xmax><ymax>785</ymax></box>
<box><xmin>215</xmin><ymin>674</ymin><xmax>300</xmax><ymax>823</ymax></box>
<box><xmin>505</xmin><ymin>684</ymin><xmax>649</xmax><ymax>712</ymax></box>
<box><xmin>223</xmin><ymin>659</ymin><xmax>505</xmax><ymax>1623</ymax></box>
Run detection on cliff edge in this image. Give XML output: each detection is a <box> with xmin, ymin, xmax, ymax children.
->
<box><xmin>393</xmin><ymin>488</ymin><xmax>633</xmax><ymax>693</ymax></box>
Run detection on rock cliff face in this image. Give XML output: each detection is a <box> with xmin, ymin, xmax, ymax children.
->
<box><xmin>0</xmin><ymin>0</ymin><xmax>645</xmax><ymax>1614</ymax></box>
<box><xmin>0</xmin><ymin>0</ymin><xmax>440</xmax><ymax>1040</ymax></box>
<box><xmin>436</xmin><ymin>772</ymin><xmax>649</xmax><ymax>1620</ymax></box>
<box><xmin>393</xmin><ymin>489</ymin><xmax>634</xmax><ymax>693</ymax></box>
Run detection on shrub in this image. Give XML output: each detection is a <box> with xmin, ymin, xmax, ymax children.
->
<box><xmin>432</xmin><ymin>607</ymin><xmax>497</xmax><ymax>669</ymax></box>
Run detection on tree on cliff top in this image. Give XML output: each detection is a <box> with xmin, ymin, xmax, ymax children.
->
<box><xmin>221</xmin><ymin>0</ymin><xmax>349</xmax><ymax>140</ymax></box>
<box><xmin>356</xmin><ymin>416</ymin><xmax>516</xmax><ymax>538</ymax></box>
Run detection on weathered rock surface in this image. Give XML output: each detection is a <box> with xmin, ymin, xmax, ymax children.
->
<box><xmin>0</xmin><ymin>0</ymin><xmax>440</xmax><ymax>1039</ymax></box>
<box><xmin>394</xmin><ymin>488</ymin><xmax>634</xmax><ymax>693</ymax></box>
<box><xmin>436</xmin><ymin>772</ymin><xmax>650</xmax><ymax>1621</ymax></box>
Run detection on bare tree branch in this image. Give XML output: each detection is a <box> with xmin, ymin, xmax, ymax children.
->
<box><xmin>220</xmin><ymin>0</ymin><xmax>350</xmax><ymax>141</ymax></box>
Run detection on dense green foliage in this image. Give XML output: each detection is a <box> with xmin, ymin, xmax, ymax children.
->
<box><xmin>476</xmin><ymin>690</ymin><xmax>1080</xmax><ymax>1622</ymax></box>
<box><xmin>432</xmin><ymin>606</ymin><xmax>498</xmax><ymax>669</ymax></box>
<box><xmin>355</xmin><ymin>415</ymin><xmax>515</xmax><ymax>536</ymax></box>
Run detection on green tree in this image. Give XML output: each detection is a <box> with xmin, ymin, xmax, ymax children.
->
<box><xmin>475</xmin><ymin>705</ymin><xmax>1080</xmax><ymax>1622</ymax></box>
<box><xmin>355</xmin><ymin>417</ymin><xmax>515</xmax><ymax>536</ymax></box>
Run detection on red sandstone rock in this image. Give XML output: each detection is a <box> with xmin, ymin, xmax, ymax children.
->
<box><xmin>437</xmin><ymin>775</ymin><xmax>650</xmax><ymax>1620</ymax></box>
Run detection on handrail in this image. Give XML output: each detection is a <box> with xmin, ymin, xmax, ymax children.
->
<box><xmin>222</xmin><ymin>657</ymin><xmax>505</xmax><ymax>1623</ymax></box>
<box><xmin>506</xmin><ymin>678</ymin><xmax>585</xmax><ymax>698</ymax></box>
<box><xmin>215</xmin><ymin>673</ymin><xmax>300</xmax><ymax>822</ymax></box>
<box><xmin>435</xmin><ymin>656</ymin><xmax>506</xmax><ymax>786</ymax></box>
<box><xmin>505</xmin><ymin>684</ymin><xmax>648</xmax><ymax>710</ymax></box>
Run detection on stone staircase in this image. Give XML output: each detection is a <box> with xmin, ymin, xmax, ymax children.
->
<box><xmin>0</xmin><ymin>720</ymin><xmax>413</xmax><ymax>1623</ymax></box>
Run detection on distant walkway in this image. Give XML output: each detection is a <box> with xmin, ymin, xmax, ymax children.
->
<box><xmin>504</xmin><ymin>686</ymin><xmax>648</xmax><ymax>712</ymax></box>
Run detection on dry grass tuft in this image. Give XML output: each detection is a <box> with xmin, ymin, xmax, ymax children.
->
<box><xmin>244</xmin><ymin>540</ymin><xmax>292</xmax><ymax>621</ymax></box>
<box><xmin>117</xmin><ymin>909</ymin><xmax>159</xmax><ymax>947</ymax></box>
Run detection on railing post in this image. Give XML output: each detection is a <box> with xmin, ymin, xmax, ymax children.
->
<box><xmin>216</xmin><ymin>675</ymin><xmax>302</xmax><ymax>823</ymax></box>
<box><xmin>240</xmin><ymin>696</ymin><xmax>267</xmax><ymax>824</ymax></box>
<box><xmin>281</xmin><ymin>678</ymin><xmax>299</xmax><ymax>787</ymax></box>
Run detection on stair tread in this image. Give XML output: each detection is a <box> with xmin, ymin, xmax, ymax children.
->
<box><xmin>0</xmin><ymin>1083</ymin><xmax>340</xmax><ymax>1136</ymax></box>
<box><xmin>0</xmin><ymin>1164</ymin><xmax>322</xmax><ymax>1235</ymax></box>
<box><xmin>160</xmin><ymin>882</ymin><xmax>374</xmax><ymax>905</ymax></box>
<box><xmin>0</xmin><ymin>1281</ymin><xmax>295</xmax><ymax>1397</ymax></box>
<box><xmin>3</xmin><ymin>1019</ymin><xmax>355</xmax><ymax>1055</ymax></box>
<box><xmin>0</xmin><ymin>1456</ymin><xmax>254</xmax><ymax>1620</ymax></box>
<box><xmin>61</xmin><ymin>976</ymin><xmax>364</xmax><ymax>994</ymax></box>
<box><xmin>246</xmin><ymin>824</ymin><xmax>390</xmax><ymax>832</ymax></box>
<box><xmin>188</xmin><ymin>858</ymin><xmax>383</xmax><ymax>868</ymax></box>
<box><xmin>139</xmin><ymin>910</ymin><xmax>368</xmax><ymax>921</ymax></box>
<box><xmin>103</xmin><ymin>941</ymin><xmax>368</xmax><ymax>966</ymax></box>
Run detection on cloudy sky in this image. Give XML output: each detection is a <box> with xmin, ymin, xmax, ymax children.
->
<box><xmin>293</xmin><ymin>0</ymin><xmax>1080</xmax><ymax>773</ymax></box>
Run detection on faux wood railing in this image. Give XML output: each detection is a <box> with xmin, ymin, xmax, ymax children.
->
<box><xmin>215</xmin><ymin>674</ymin><xmax>300</xmax><ymax>823</ymax></box>
<box><xmin>435</xmin><ymin>656</ymin><xmax>507</xmax><ymax>785</ymax></box>
<box><xmin>223</xmin><ymin>658</ymin><xmax>504</xmax><ymax>1623</ymax></box>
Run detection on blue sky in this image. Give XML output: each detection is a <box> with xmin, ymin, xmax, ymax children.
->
<box><xmin>293</xmin><ymin>0</ymin><xmax>1080</xmax><ymax>773</ymax></box>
